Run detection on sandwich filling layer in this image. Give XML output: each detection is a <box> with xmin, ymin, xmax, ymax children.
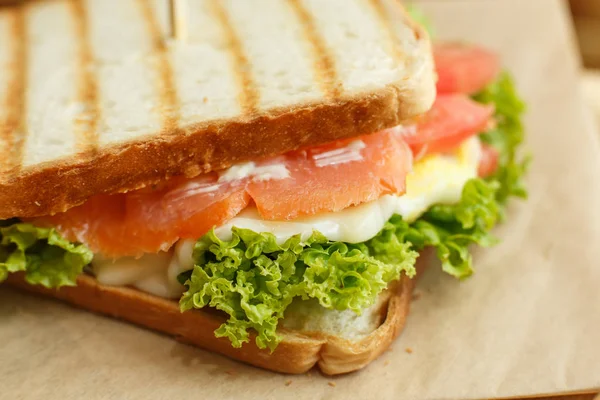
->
<box><xmin>92</xmin><ymin>137</ymin><xmax>482</xmax><ymax>299</ymax></box>
<box><xmin>0</xmin><ymin>44</ymin><xmax>528</xmax><ymax>351</ymax></box>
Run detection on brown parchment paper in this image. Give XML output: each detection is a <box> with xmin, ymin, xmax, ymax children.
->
<box><xmin>1</xmin><ymin>0</ymin><xmax>599</xmax><ymax>399</ymax></box>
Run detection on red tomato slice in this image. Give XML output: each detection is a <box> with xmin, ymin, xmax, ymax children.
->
<box><xmin>246</xmin><ymin>130</ymin><xmax>412</xmax><ymax>221</ymax></box>
<box><xmin>478</xmin><ymin>143</ymin><xmax>499</xmax><ymax>178</ymax></box>
<box><xmin>397</xmin><ymin>94</ymin><xmax>494</xmax><ymax>159</ymax></box>
<box><xmin>435</xmin><ymin>42</ymin><xmax>500</xmax><ymax>95</ymax></box>
<box><xmin>38</xmin><ymin>174</ymin><xmax>250</xmax><ymax>257</ymax></box>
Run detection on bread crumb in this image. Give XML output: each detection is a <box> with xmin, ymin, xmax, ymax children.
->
<box><xmin>203</xmin><ymin>97</ymin><xmax>208</xmax><ymax>103</ymax></box>
<box><xmin>328</xmin><ymin>381</ymin><xmax>336</xmax><ymax>387</ymax></box>
<box><xmin>384</xmin><ymin>360</ymin><xmax>390</xmax><ymax>366</ymax></box>
<box><xmin>285</xmin><ymin>380</ymin><xmax>292</xmax><ymax>386</ymax></box>
<box><xmin>405</xmin><ymin>347</ymin><xmax>413</xmax><ymax>354</ymax></box>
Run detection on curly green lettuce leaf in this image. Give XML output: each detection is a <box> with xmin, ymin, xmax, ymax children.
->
<box><xmin>403</xmin><ymin>178</ymin><xmax>502</xmax><ymax>279</ymax></box>
<box><xmin>0</xmin><ymin>223</ymin><xmax>93</xmax><ymax>288</ymax></box>
<box><xmin>180</xmin><ymin>227</ymin><xmax>418</xmax><ymax>350</ymax></box>
<box><xmin>396</xmin><ymin>72</ymin><xmax>528</xmax><ymax>278</ymax></box>
<box><xmin>401</xmin><ymin>72</ymin><xmax>528</xmax><ymax>278</ymax></box>
<box><xmin>474</xmin><ymin>71</ymin><xmax>530</xmax><ymax>204</ymax></box>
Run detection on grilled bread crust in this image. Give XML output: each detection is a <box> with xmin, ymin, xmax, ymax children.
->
<box><xmin>0</xmin><ymin>0</ymin><xmax>435</xmax><ymax>219</ymax></box>
<box><xmin>5</xmin><ymin>252</ymin><xmax>429</xmax><ymax>375</ymax></box>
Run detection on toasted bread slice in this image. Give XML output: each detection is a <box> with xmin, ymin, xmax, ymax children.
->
<box><xmin>0</xmin><ymin>0</ymin><xmax>435</xmax><ymax>219</ymax></box>
<box><xmin>5</xmin><ymin>252</ymin><xmax>429</xmax><ymax>375</ymax></box>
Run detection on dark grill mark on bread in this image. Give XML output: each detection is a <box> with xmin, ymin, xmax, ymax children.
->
<box><xmin>137</xmin><ymin>0</ymin><xmax>180</xmax><ymax>132</ymax></box>
<box><xmin>69</xmin><ymin>0</ymin><xmax>99</xmax><ymax>153</ymax></box>
<box><xmin>369</xmin><ymin>0</ymin><xmax>405</xmax><ymax>65</ymax></box>
<box><xmin>209</xmin><ymin>0</ymin><xmax>259</xmax><ymax>115</ymax></box>
<box><xmin>287</xmin><ymin>0</ymin><xmax>341</xmax><ymax>100</ymax></box>
<box><xmin>0</xmin><ymin>6</ymin><xmax>27</xmax><ymax>173</ymax></box>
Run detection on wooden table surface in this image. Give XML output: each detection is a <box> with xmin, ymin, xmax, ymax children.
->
<box><xmin>535</xmin><ymin>394</ymin><xmax>597</xmax><ymax>400</ymax></box>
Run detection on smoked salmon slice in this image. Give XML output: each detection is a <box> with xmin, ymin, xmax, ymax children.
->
<box><xmin>37</xmin><ymin>130</ymin><xmax>412</xmax><ymax>257</ymax></box>
<box><xmin>39</xmin><ymin>174</ymin><xmax>250</xmax><ymax>257</ymax></box>
<box><xmin>247</xmin><ymin>130</ymin><xmax>412</xmax><ymax>221</ymax></box>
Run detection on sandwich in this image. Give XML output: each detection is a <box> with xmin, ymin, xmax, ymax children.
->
<box><xmin>0</xmin><ymin>0</ymin><xmax>527</xmax><ymax>375</ymax></box>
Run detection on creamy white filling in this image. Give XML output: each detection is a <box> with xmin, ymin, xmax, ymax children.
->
<box><xmin>92</xmin><ymin>137</ymin><xmax>482</xmax><ymax>299</ymax></box>
<box><xmin>313</xmin><ymin>139</ymin><xmax>366</xmax><ymax>167</ymax></box>
<box><xmin>218</xmin><ymin>161</ymin><xmax>290</xmax><ymax>183</ymax></box>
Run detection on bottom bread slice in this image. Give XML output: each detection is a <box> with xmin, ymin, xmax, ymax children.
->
<box><xmin>6</xmin><ymin>253</ymin><xmax>428</xmax><ymax>375</ymax></box>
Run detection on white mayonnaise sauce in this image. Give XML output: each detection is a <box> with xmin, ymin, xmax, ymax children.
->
<box><xmin>313</xmin><ymin>139</ymin><xmax>366</xmax><ymax>167</ymax></box>
<box><xmin>218</xmin><ymin>162</ymin><xmax>290</xmax><ymax>183</ymax></box>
